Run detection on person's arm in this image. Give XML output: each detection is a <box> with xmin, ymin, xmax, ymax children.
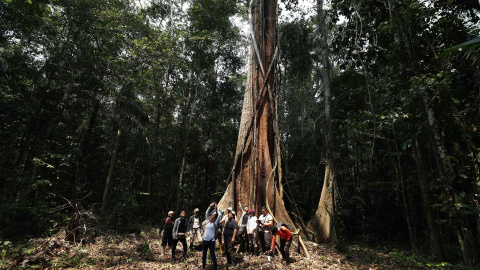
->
<box><xmin>214</xmin><ymin>209</ymin><xmax>222</xmax><ymax>226</ymax></box>
<box><xmin>269</xmin><ymin>234</ymin><xmax>276</xmax><ymax>253</ymax></box>
<box><xmin>232</xmin><ymin>228</ymin><xmax>238</xmax><ymax>243</ymax></box>
<box><xmin>187</xmin><ymin>216</ymin><xmax>192</xmax><ymax>232</ymax></box>
<box><xmin>172</xmin><ymin>219</ymin><xmax>179</xmax><ymax>239</ymax></box>
<box><xmin>263</xmin><ymin>215</ymin><xmax>273</xmax><ymax>227</ymax></box>
<box><xmin>159</xmin><ymin>218</ymin><xmax>166</xmax><ymax>236</ymax></box>
<box><xmin>239</xmin><ymin>201</ymin><xmax>246</xmax><ymax>215</ymax></box>
<box><xmin>206</xmin><ymin>206</ymin><xmax>211</xmax><ymax>222</ymax></box>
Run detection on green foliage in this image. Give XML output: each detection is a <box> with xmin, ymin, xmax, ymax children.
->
<box><xmin>1</xmin><ymin>0</ymin><xmax>246</xmax><ymax>239</ymax></box>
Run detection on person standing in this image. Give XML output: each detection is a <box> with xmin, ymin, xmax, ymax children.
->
<box><xmin>187</xmin><ymin>208</ymin><xmax>203</xmax><ymax>250</ymax></box>
<box><xmin>202</xmin><ymin>202</ymin><xmax>222</xmax><ymax>270</ymax></box>
<box><xmin>257</xmin><ymin>206</ymin><xmax>273</xmax><ymax>253</ymax></box>
<box><xmin>172</xmin><ymin>210</ymin><xmax>188</xmax><ymax>260</ymax></box>
<box><xmin>218</xmin><ymin>207</ymin><xmax>230</xmax><ymax>254</ymax></box>
<box><xmin>268</xmin><ymin>223</ymin><xmax>292</xmax><ymax>264</ymax></box>
<box><xmin>246</xmin><ymin>209</ymin><xmax>258</xmax><ymax>256</ymax></box>
<box><xmin>223</xmin><ymin>210</ymin><xmax>238</xmax><ymax>266</ymax></box>
<box><xmin>160</xmin><ymin>211</ymin><xmax>175</xmax><ymax>257</ymax></box>
<box><xmin>238</xmin><ymin>202</ymin><xmax>250</xmax><ymax>252</ymax></box>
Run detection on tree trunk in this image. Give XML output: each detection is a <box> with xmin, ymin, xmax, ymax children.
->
<box><xmin>175</xmin><ymin>73</ymin><xmax>198</xmax><ymax>210</ymax></box>
<box><xmin>101</xmin><ymin>128</ymin><xmax>121</xmax><ymax>216</ymax></box>
<box><xmin>391</xmin><ymin>121</ymin><xmax>417</xmax><ymax>253</ymax></box>
<box><xmin>413</xmin><ymin>138</ymin><xmax>446</xmax><ymax>260</ymax></box>
<box><xmin>307</xmin><ymin>0</ymin><xmax>338</xmax><ymax>244</ymax></box>
<box><xmin>216</xmin><ymin>0</ymin><xmax>296</xmax><ymax>235</ymax></box>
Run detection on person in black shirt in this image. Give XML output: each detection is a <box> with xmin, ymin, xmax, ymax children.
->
<box><xmin>223</xmin><ymin>210</ymin><xmax>238</xmax><ymax>266</ymax></box>
<box><xmin>160</xmin><ymin>211</ymin><xmax>175</xmax><ymax>257</ymax></box>
<box><xmin>172</xmin><ymin>210</ymin><xmax>188</xmax><ymax>259</ymax></box>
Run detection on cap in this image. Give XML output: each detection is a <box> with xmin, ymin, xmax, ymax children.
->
<box><xmin>194</xmin><ymin>208</ymin><xmax>199</xmax><ymax>213</ymax></box>
<box><xmin>168</xmin><ymin>211</ymin><xmax>175</xmax><ymax>215</ymax></box>
<box><xmin>248</xmin><ymin>209</ymin><xmax>255</xmax><ymax>213</ymax></box>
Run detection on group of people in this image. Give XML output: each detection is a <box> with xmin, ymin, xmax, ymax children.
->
<box><xmin>160</xmin><ymin>202</ymin><xmax>293</xmax><ymax>269</ymax></box>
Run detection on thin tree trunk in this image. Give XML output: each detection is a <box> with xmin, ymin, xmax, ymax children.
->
<box><xmin>175</xmin><ymin>74</ymin><xmax>197</xmax><ymax>210</ymax></box>
<box><xmin>391</xmin><ymin>121</ymin><xmax>417</xmax><ymax>253</ymax></box>
<box><xmin>101</xmin><ymin>128</ymin><xmax>121</xmax><ymax>216</ymax></box>
<box><xmin>413</xmin><ymin>138</ymin><xmax>446</xmax><ymax>260</ymax></box>
<box><xmin>307</xmin><ymin>0</ymin><xmax>338</xmax><ymax>244</ymax></box>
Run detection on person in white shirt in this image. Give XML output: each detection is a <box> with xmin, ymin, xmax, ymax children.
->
<box><xmin>246</xmin><ymin>209</ymin><xmax>258</xmax><ymax>256</ymax></box>
<box><xmin>257</xmin><ymin>206</ymin><xmax>273</xmax><ymax>253</ymax></box>
<box><xmin>187</xmin><ymin>208</ymin><xmax>203</xmax><ymax>250</ymax></box>
<box><xmin>202</xmin><ymin>203</ymin><xmax>221</xmax><ymax>269</ymax></box>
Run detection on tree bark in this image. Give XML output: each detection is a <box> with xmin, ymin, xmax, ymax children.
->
<box><xmin>413</xmin><ymin>139</ymin><xmax>446</xmax><ymax>260</ymax></box>
<box><xmin>175</xmin><ymin>71</ymin><xmax>198</xmax><ymax>210</ymax></box>
<box><xmin>101</xmin><ymin>128</ymin><xmax>121</xmax><ymax>216</ymax></box>
<box><xmin>391</xmin><ymin>121</ymin><xmax>417</xmax><ymax>253</ymax></box>
<box><xmin>307</xmin><ymin>0</ymin><xmax>338</xmax><ymax>244</ymax></box>
<box><xmin>216</xmin><ymin>0</ymin><xmax>300</xmax><ymax>245</ymax></box>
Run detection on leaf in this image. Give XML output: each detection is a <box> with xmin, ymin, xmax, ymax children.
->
<box><xmin>440</xmin><ymin>37</ymin><xmax>480</xmax><ymax>58</ymax></box>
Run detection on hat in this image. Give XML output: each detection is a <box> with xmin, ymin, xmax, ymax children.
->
<box><xmin>230</xmin><ymin>211</ymin><xmax>236</xmax><ymax>216</ymax></box>
<box><xmin>168</xmin><ymin>211</ymin><xmax>175</xmax><ymax>215</ymax></box>
<box><xmin>194</xmin><ymin>208</ymin><xmax>199</xmax><ymax>213</ymax></box>
<box><xmin>227</xmin><ymin>207</ymin><xmax>233</xmax><ymax>212</ymax></box>
<box><xmin>248</xmin><ymin>209</ymin><xmax>255</xmax><ymax>213</ymax></box>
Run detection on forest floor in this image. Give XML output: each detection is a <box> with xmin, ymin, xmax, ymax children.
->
<box><xmin>0</xmin><ymin>228</ymin><xmax>469</xmax><ymax>270</ymax></box>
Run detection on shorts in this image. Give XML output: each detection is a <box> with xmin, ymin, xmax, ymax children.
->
<box><xmin>162</xmin><ymin>233</ymin><xmax>174</xmax><ymax>247</ymax></box>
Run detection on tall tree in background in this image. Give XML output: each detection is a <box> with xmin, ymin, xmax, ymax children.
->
<box><xmin>307</xmin><ymin>0</ymin><xmax>338</xmax><ymax>244</ymax></box>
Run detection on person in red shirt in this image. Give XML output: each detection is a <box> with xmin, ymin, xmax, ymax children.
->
<box><xmin>267</xmin><ymin>223</ymin><xmax>292</xmax><ymax>263</ymax></box>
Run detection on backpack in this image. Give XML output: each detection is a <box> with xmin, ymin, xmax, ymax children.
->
<box><xmin>277</xmin><ymin>222</ymin><xmax>291</xmax><ymax>231</ymax></box>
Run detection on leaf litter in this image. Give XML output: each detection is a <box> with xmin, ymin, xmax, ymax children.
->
<box><xmin>2</xmin><ymin>228</ymin><xmax>446</xmax><ymax>269</ymax></box>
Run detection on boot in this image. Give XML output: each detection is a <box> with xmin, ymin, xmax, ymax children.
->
<box><xmin>253</xmin><ymin>246</ymin><xmax>258</xmax><ymax>256</ymax></box>
<box><xmin>248</xmin><ymin>245</ymin><xmax>252</xmax><ymax>255</ymax></box>
<box><xmin>213</xmin><ymin>261</ymin><xmax>218</xmax><ymax>270</ymax></box>
<box><xmin>202</xmin><ymin>259</ymin><xmax>206</xmax><ymax>269</ymax></box>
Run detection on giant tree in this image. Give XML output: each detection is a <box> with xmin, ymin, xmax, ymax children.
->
<box><xmin>215</xmin><ymin>0</ymin><xmax>308</xmax><ymax>253</ymax></box>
